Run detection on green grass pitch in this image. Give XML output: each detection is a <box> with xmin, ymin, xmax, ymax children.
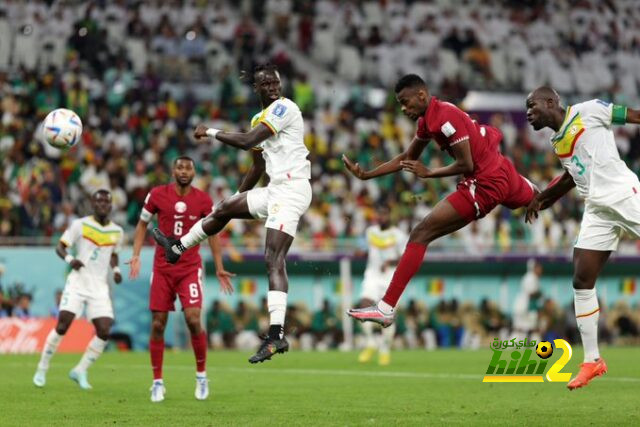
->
<box><xmin>2</xmin><ymin>347</ymin><xmax>640</xmax><ymax>426</ymax></box>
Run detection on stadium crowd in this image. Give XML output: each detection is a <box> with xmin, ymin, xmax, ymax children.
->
<box><xmin>2</xmin><ymin>0</ymin><xmax>640</xmax><ymax>255</ymax></box>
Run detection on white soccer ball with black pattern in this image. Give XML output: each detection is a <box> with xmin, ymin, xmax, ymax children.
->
<box><xmin>42</xmin><ymin>108</ymin><xmax>83</xmax><ymax>149</ymax></box>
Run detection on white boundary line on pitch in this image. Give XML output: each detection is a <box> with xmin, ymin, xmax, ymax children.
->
<box><xmin>7</xmin><ymin>362</ymin><xmax>640</xmax><ymax>382</ymax></box>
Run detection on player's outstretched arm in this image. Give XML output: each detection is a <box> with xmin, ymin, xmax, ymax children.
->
<box><xmin>55</xmin><ymin>241</ymin><xmax>84</xmax><ymax>271</ymax></box>
<box><xmin>237</xmin><ymin>148</ymin><xmax>266</xmax><ymax>193</ymax></box>
<box><xmin>625</xmin><ymin>108</ymin><xmax>640</xmax><ymax>124</ymax></box>
<box><xmin>127</xmin><ymin>219</ymin><xmax>148</xmax><ymax>279</ymax></box>
<box><xmin>110</xmin><ymin>253</ymin><xmax>122</xmax><ymax>284</ymax></box>
<box><xmin>343</xmin><ymin>136</ymin><xmax>430</xmax><ymax>180</ymax></box>
<box><xmin>400</xmin><ymin>139</ymin><xmax>474</xmax><ymax>178</ymax></box>
<box><xmin>525</xmin><ymin>171</ymin><xmax>576</xmax><ymax>223</ymax></box>
<box><xmin>194</xmin><ymin>124</ymin><xmax>273</xmax><ymax>151</ymax></box>
<box><xmin>207</xmin><ymin>235</ymin><xmax>236</xmax><ymax>294</ymax></box>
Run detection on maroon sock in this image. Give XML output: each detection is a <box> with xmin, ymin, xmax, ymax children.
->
<box><xmin>149</xmin><ymin>338</ymin><xmax>164</xmax><ymax>380</ymax></box>
<box><xmin>191</xmin><ymin>331</ymin><xmax>207</xmax><ymax>373</ymax></box>
<box><xmin>382</xmin><ymin>242</ymin><xmax>427</xmax><ymax>307</ymax></box>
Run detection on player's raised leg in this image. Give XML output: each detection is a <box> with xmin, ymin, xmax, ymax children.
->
<box><xmin>149</xmin><ymin>311</ymin><xmax>168</xmax><ymax>402</ymax></box>
<box><xmin>69</xmin><ymin>316</ymin><xmax>112</xmax><ymax>390</ymax></box>
<box><xmin>249</xmin><ymin>229</ymin><xmax>293</xmax><ymax>363</ymax></box>
<box><xmin>348</xmin><ymin>199</ymin><xmax>470</xmax><ymax>326</ymax></box>
<box><xmin>33</xmin><ymin>310</ymin><xmax>75</xmax><ymax>387</ymax></box>
<box><xmin>153</xmin><ymin>193</ymin><xmax>253</xmax><ymax>264</ymax></box>
<box><xmin>567</xmin><ymin>248</ymin><xmax>610</xmax><ymax>390</ymax></box>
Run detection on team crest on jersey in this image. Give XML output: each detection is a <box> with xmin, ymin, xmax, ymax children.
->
<box><xmin>175</xmin><ymin>201</ymin><xmax>187</xmax><ymax>213</ymax></box>
<box><xmin>272</xmin><ymin>104</ymin><xmax>287</xmax><ymax>118</ymax></box>
<box><xmin>270</xmin><ymin>203</ymin><xmax>281</xmax><ymax>214</ymax></box>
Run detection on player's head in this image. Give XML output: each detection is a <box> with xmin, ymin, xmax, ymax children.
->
<box><xmin>253</xmin><ymin>63</ymin><xmax>281</xmax><ymax>105</ymax></box>
<box><xmin>395</xmin><ymin>74</ymin><xmax>430</xmax><ymax>121</ymax></box>
<box><xmin>91</xmin><ymin>189</ymin><xmax>112</xmax><ymax>220</ymax></box>
<box><xmin>526</xmin><ymin>86</ymin><xmax>561</xmax><ymax>130</ymax></box>
<box><xmin>173</xmin><ymin>156</ymin><xmax>196</xmax><ymax>187</ymax></box>
<box><xmin>378</xmin><ymin>205</ymin><xmax>392</xmax><ymax>229</ymax></box>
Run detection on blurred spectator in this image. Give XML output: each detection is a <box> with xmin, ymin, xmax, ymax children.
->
<box><xmin>49</xmin><ymin>289</ymin><xmax>62</xmax><ymax>318</ymax></box>
<box><xmin>12</xmin><ymin>293</ymin><xmax>32</xmax><ymax>319</ymax></box>
<box><xmin>311</xmin><ymin>299</ymin><xmax>341</xmax><ymax>350</ymax></box>
<box><xmin>206</xmin><ymin>300</ymin><xmax>236</xmax><ymax>349</ymax></box>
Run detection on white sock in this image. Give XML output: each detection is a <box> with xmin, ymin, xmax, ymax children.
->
<box><xmin>74</xmin><ymin>336</ymin><xmax>108</xmax><ymax>373</ymax></box>
<box><xmin>574</xmin><ymin>288</ymin><xmax>600</xmax><ymax>362</ymax></box>
<box><xmin>196</xmin><ymin>371</ymin><xmax>206</xmax><ymax>378</ymax></box>
<box><xmin>361</xmin><ymin>321</ymin><xmax>376</xmax><ymax>348</ymax></box>
<box><xmin>380</xmin><ymin>323</ymin><xmax>396</xmax><ymax>354</ymax></box>
<box><xmin>268</xmin><ymin>291</ymin><xmax>287</xmax><ymax>337</ymax></box>
<box><xmin>179</xmin><ymin>219</ymin><xmax>208</xmax><ymax>251</ymax></box>
<box><xmin>377</xmin><ymin>300</ymin><xmax>394</xmax><ymax>315</ymax></box>
<box><xmin>38</xmin><ymin>330</ymin><xmax>63</xmax><ymax>371</ymax></box>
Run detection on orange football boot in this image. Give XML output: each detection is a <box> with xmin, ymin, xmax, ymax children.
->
<box><xmin>567</xmin><ymin>358</ymin><xmax>607</xmax><ymax>390</ymax></box>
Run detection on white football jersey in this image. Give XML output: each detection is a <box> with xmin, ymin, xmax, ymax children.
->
<box><xmin>363</xmin><ymin>225</ymin><xmax>408</xmax><ymax>275</ymax></box>
<box><xmin>250</xmin><ymin>97</ymin><xmax>311</xmax><ymax>182</ymax></box>
<box><xmin>60</xmin><ymin>216</ymin><xmax>123</xmax><ymax>283</ymax></box>
<box><xmin>549</xmin><ymin>99</ymin><xmax>638</xmax><ymax>205</ymax></box>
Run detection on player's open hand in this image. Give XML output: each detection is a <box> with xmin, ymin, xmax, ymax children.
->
<box><xmin>114</xmin><ymin>271</ymin><xmax>123</xmax><ymax>284</ymax></box>
<box><xmin>525</xmin><ymin>196</ymin><xmax>543</xmax><ymax>224</ymax></box>
<box><xmin>400</xmin><ymin>160</ymin><xmax>431</xmax><ymax>178</ymax></box>
<box><xmin>342</xmin><ymin>154</ymin><xmax>368</xmax><ymax>180</ymax></box>
<box><xmin>193</xmin><ymin>124</ymin><xmax>209</xmax><ymax>140</ymax></box>
<box><xmin>126</xmin><ymin>256</ymin><xmax>140</xmax><ymax>279</ymax></box>
<box><xmin>216</xmin><ymin>269</ymin><xmax>236</xmax><ymax>294</ymax></box>
<box><xmin>70</xmin><ymin>259</ymin><xmax>84</xmax><ymax>270</ymax></box>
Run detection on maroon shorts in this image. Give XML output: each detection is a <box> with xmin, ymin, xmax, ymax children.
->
<box><xmin>149</xmin><ymin>265</ymin><xmax>204</xmax><ymax>311</ymax></box>
<box><xmin>447</xmin><ymin>157</ymin><xmax>536</xmax><ymax>222</ymax></box>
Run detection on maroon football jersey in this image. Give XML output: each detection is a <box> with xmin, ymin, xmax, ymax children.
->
<box><xmin>143</xmin><ymin>184</ymin><xmax>214</xmax><ymax>271</ymax></box>
<box><xmin>415</xmin><ymin>97</ymin><xmax>504</xmax><ymax>178</ymax></box>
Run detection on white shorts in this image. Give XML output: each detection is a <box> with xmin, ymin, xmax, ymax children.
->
<box><xmin>360</xmin><ymin>268</ymin><xmax>395</xmax><ymax>302</ymax></box>
<box><xmin>575</xmin><ymin>195</ymin><xmax>640</xmax><ymax>251</ymax></box>
<box><xmin>246</xmin><ymin>179</ymin><xmax>312</xmax><ymax>237</ymax></box>
<box><xmin>59</xmin><ymin>274</ymin><xmax>113</xmax><ymax>320</ymax></box>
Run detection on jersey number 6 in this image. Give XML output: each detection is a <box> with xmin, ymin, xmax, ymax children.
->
<box><xmin>174</xmin><ymin>221</ymin><xmax>183</xmax><ymax>236</ymax></box>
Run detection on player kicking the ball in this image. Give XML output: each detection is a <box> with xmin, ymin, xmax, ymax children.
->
<box><xmin>34</xmin><ymin>190</ymin><xmax>123</xmax><ymax>390</ymax></box>
<box><xmin>152</xmin><ymin>63</ymin><xmax>312</xmax><ymax>364</ymax></box>
<box><xmin>525</xmin><ymin>87</ymin><xmax>640</xmax><ymax>390</ymax></box>
<box><xmin>344</xmin><ymin>74</ymin><xmax>537</xmax><ymax>328</ymax></box>
<box><xmin>128</xmin><ymin>156</ymin><xmax>234</xmax><ymax>402</ymax></box>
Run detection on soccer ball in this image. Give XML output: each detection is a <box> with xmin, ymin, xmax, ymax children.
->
<box><xmin>42</xmin><ymin>108</ymin><xmax>83</xmax><ymax>149</ymax></box>
<box><xmin>536</xmin><ymin>341</ymin><xmax>553</xmax><ymax>359</ymax></box>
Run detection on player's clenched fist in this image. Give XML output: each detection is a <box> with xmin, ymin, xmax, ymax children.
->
<box><xmin>342</xmin><ymin>154</ymin><xmax>368</xmax><ymax>180</ymax></box>
<box><xmin>69</xmin><ymin>259</ymin><xmax>84</xmax><ymax>271</ymax></box>
<box><xmin>193</xmin><ymin>125</ymin><xmax>209</xmax><ymax>139</ymax></box>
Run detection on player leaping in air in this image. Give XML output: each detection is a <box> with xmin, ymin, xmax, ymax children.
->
<box><xmin>525</xmin><ymin>87</ymin><xmax>640</xmax><ymax>390</ymax></box>
<box><xmin>344</xmin><ymin>74</ymin><xmax>538</xmax><ymax>328</ymax></box>
<box><xmin>152</xmin><ymin>63</ymin><xmax>312</xmax><ymax>364</ymax></box>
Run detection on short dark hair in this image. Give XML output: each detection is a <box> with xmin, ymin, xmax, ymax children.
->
<box><xmin>92</xmin><ymin>189</ymin><xmax>111</xmax><ymax>199</ymax></box>
<box><xmin>254</xmin><ymin>62</ymin><xmax>278</xmax><ymax>79</ymax></box>
<box><xmin>395</xmin><ymin>74</ymin><xmax>426</xmax><ymax>93</ymax></box>
<box><xmin>173</xmin><ymin>155</ymin><xmax>195</xmax><ymax>166</ymax></box>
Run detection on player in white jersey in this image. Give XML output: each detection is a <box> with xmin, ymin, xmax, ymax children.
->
<box><xmin>34</xmin><ymin>190</ymin><xmax>123</xmax><ymax>390</ymax></box>
<box><xmin>525</xmin><ymin>86</ymin><xmax>640</xmax><ymax>390</ymax></box>
<box><xmin>152</xmin><ymin>63</ymin><xmax>312</xmax><ymax>364</ymax></box>
<box><xmin>357</xmin><ymin>206</ymin><xmax>407</xmax><ymax>365</ymax></box>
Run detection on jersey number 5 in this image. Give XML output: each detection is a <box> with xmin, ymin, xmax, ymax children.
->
<box><xmin>174</xmin><ymin>221</ymin><xmax>183</xmax><ymax>236</ymax></box>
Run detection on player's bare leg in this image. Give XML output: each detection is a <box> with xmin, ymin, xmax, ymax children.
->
<box><xmin>348</xmin><ymin>199</ymin><xmax>470</xmax><ymax>326</ymax></box>
<box><xmin>184</xmin><ymin>307</ymin><xmax>209</xmax><ymax>400</ymax></box>
<box><xmin>153</xmin><ymin>193</ymin><xmax>253</xmax><ymax>264</ymax></box>
<box><xmin>149</xmin><ymin>311</ymin><xmax>168</xmax><ymax>402</ymax></box>
<box><xmin>69</xmin><ymin>317</ymin><xmax>112</xmax><ymax>390</ymax></box>
<box><xmin>567</xmin><ymin>248</ymin><xmax>611</xmax><ymax>390</ymax></box>
<box><xmin>33</xmin><ymin>310</ymin><xmax>75</xmax><ymax>387</ymax></box>
<box><xmin>249</xmin><ymin>229</ymin><xmax>293</xmax><ymax>363</ymax></box>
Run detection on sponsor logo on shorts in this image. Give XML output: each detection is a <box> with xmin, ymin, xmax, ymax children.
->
<box><xmin>189</xmin><ymin>299</ymin><xmax>199</xmax><ymax>304</ymax></box>
<box><xmin>270</xmin><ymin>203</ymin><xmax>281</xmax><ymax>214</ymax></box>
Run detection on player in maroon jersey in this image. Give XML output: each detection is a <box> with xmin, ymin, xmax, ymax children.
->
<box><xmin>127</xmin><ymin>156</ymin><xmax>234</xmax><ymax>403</ymax></box>
<box><xmin>343</xmin><ymin>74</ymin><xmax>538</xmax><ymax>326</ymax></box>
